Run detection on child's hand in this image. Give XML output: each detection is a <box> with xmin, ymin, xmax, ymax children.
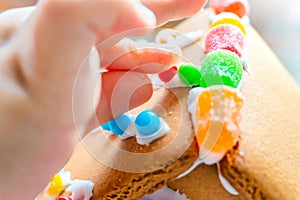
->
<box><xmin>0</xmin><ymin>0</ymin><xmax>207</xmax><ymax>199</ymax></box>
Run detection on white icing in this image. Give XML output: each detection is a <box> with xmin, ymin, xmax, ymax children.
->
<box><xmin>66</xmin><ymin>179</ymin><xmax>94</xmax><ymax>200</ymax></box>
<box><xmin>148</xmin><ymin>74</ymin><xmax>164</xmax><ymax>89</ymax></box>
<box><xmin>118</xmin><ymin>114</ymin><xmax>137</xmax><ymax>140</ymax></box>
<box><xmin>132</xmin><ymin>37</ymin><xmax>183</xmax><ymax>56</ymax></box>
<box><xmin>241</xmin><ymin>16</ymin><xmax>250</xmax><ymax>26</ymax></box>
<box><xmin>43</xmin><ymin>169</ymin><xmax>94</xmax><ymax>200</ymax></box>
<box><xmin>242</xmin><ymin>51</ymin><xmax>252</xmax><ymax>75</ymax></box>
<box><xmin>148</xmin><ymin>73</ymin><xmax>189</xmax><ymax>90</ymax></box>
<box><xmin>90</xmin><ymin>125</ymin><xmax>103</xmax><ymax>134</ymax></box>
<box><xmin>199</xmin><ymin>148</ymin><xmax>226</xmax><ymax>165</ymax></box>
<box><xmin>141</xmin><ymin>187</ymin><xmax>190</xmax><ymax>200</ymax></box>
<box><xmin>164</xmin><ymin>74</ymin><xmax>187</xmax><ymax>88</ymax></box>
<box><xmin>43</xmin><ymin>168</ymin><xmax>72</xmax><ymax>199</ymax></box>
<box><xmin>116</xmin><ymin>114</ymin><xmax>170</xmax><ymax>145</ymax></box>
<box><xmin>187</xmin><ymin>86</ymin><xmax>242</xmax><ymax>164</ymax></box>
<box><xmin>187</xmin><ymin>87</ymin><xmax>203</xmax><ymax>129</ymax></box>
<box><xmin>136</xmin><ymin>117</ymin><xmax>170</xmax><ymax>145</ymax></box>
<box><xmin>177</xmin><ymin>158</ymin><xmax>204</xmax><ymax>179</ymax></box>
<box><xmin>217</xmin><ymin>163</ymin><xmax>239</xmax><ymax>195</ymax></box>
<box><xmin>58</xmin><ymin>168</ymin><xmax>72</xmax><ymax>186</ymax></box>
<box><xmin>178</xmin><ymin>29</ymin><xmax>203</xmax><ymax>47</ymax></box>
<box><xmin>155</xmin><ymin>29</ymin><xmax>203</xmax><ymax>48</ymax></box>
<box><xmin>182</xmin><ymin>87</ymin><xmax>241</xmax><ymax>195</ymax></box>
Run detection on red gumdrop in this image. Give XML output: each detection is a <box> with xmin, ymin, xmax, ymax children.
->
<box><xmin>158</xmin><ymin>66</ymin><xmax>178</xmax><ymax>83</ymax></box>
<box><xmin>55</xmin><ymin>196</ymin><xmax>72</xmax><ymax>200</ymax></box>
<box><xmin>205</xmin><ymin>24</ymin><xmax>244</xmax><ymax>57</ymax></box>
<box><xmin>209</xmin><ymin>0</ymin><xmax>250</xmax><ymax>18</ymax></box>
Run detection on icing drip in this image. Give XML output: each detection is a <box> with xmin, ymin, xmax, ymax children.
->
<box><xmin>155</xmin><ymin>29</ymin><xmax>203</xmax><ymax>48</ymax></box>
<box><xmin>181</xmin><ymin>87</ymin><xmax>242</xmax><ymax>195</ymax></box>
<box><xmin>119</xmin><ymin>115</ymin><xmax>170</xmax><ymax>145</ymax></box>
<box><xmin>177</xmin><ymin>158</ymin><xmax>204</xmax><ymax>179</ymax></box>
<box><xmin>136</xmin><ymin>118</ymin><xmax>170</xmax><ymax>145</ymax></box>
<box><xmin>44</xmin><ymin>169</ymin><xmax>94</xmax><ymax>200</ymax></box>
<box><xmin>217</xmin><ymin>163</ymin><xmax>239</xmax><ymax>195</ymax></box>
<box><xmin>149</xmin><ymin>73</ymin><xmax>187</xmax><ymax>89</ymax></box>
<box><xmin>66</xmin><ymin>180</ymin><xmax>94</xmax><ymax>200</ymax></box>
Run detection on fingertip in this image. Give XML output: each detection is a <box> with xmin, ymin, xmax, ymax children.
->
<box><xmin>142</xmin><ymin>0</ymin><xmax>208</xmax><ymax>25</ymax></box>
<box><xmin>135</xmin><ymin>1</ymin><xmax>157</xmax><ymax>28</ymax></box>
<box><xmin>129</xmin><ymin>75</ymin><xmax>153</xmax><ymax>110</ymax></box>
<box><xmin>96</xmin><ymin>71</ymin><xmax>153</xmax><ymax>125</ymax></box>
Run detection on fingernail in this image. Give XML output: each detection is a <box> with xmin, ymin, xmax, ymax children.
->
<box><xmin>89</xmin><ymin>46</ymin><xmax>100</xmax><ymax>70</ymax></box>
<box><xmin>136</xmin><ymin>2</ymin><xmax>157</xmax><ymax>27</ymax></box>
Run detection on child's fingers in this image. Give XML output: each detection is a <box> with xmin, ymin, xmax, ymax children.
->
<box><xmin>89</xmin><ymin>71</ymin><xmax>153</xmax><ymax>128</ymax></box>
<box><xmin>0</xmin><ymin>6</ymin><xmax>35</xmax><ymax>44</ymax></box>
<box><xmin>100</xmin><ymin>38</ymin><xmax>179</xmax><ymax>74</ymax></box>
<box><xmin>142</xmin><ymin>0</ymin><xmax>208</xmax><ymax>25</ymax></box>
<box><xmin>9</xmin><ymin>0</ymin><xmax>157</xmax><ymax>130</ymax></box>
<box><xmin>0</xmin><ymin>0</ymin><xmax>37</xmax><ymax>11</ymax></box>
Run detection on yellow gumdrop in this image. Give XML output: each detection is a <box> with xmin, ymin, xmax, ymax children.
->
<box><xmin>210</xmin><ymin>12</ymin><xmax>246</xmax><ymax>35</ymax></box>
<box><xmin>47</xmin><ymin>174</ymin><xmax>64</xmax><ymax>196</ymax></box>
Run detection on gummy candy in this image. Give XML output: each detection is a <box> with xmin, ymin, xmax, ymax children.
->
<box><xmin>209</xmin><ymin>0</ymin><xmax>250</xmax><ymax>18</ymax></box>
<box><xmin>196</xmin><ymin>86</ymin><xmax>243</xmax><ymax>162</ymax></box>
<box><xmin>47</xmin><ymin>174</ymin><xmax>65</xmax><ymax>196</ymax></box>
<box><xmin>205</xmin><ymin>24</ymin><xmax>244</xmax><ymax>57</ymax></box>
<box><xmin>107</xmin><ymin>114</ymin><xmax>132</xmax><ymax>135</ymax></box>
<box><xmin>101</xmin><ymin>122</ymin><xmax>111</xmax><ymax>131</ymax></box>
<box><xmin>210</xmin><ymin>12</ymin><xmax>246</xmax><ymax>35</ymax></box>
<box><xmin>178</xmin><ymin>64</ymin><xmax>203</xmax><ymax>87</ymax></box>
<box><xmin>200</xmin><ymin>50</ymin><xmax>243</xmax><ymax>88</ymax></box>
<box><xmin>135</xmin><ymin>110</ymin><xmax>160</xmax><ymax>136</ymax></box>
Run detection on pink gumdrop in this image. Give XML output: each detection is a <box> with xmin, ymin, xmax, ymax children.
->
<box><xmin>209</xmin><ymin>0</ymin><xmax>250</xmax><ymax>18</ymax></box>
<box><xmin>158</xmin><ymin>66</ymin><xmax>178</xmax><ymax>83</ymax></box>
<box><xmin>205</xmin><ymin>24</ymin><xmax>244</xmax><ymax>57</ymax></box>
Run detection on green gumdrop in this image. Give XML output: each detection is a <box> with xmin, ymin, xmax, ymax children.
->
<box><xmin>200</xmin><ymin>50</ymin><xmax>243</xmax><ymax>88</ymax></box>
<box><xmin>178</xmin><ymin>64</ymin><xmax>202</xmax><ymax>87</ymax></box>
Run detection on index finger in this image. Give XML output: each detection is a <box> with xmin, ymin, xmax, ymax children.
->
<box><xmin>142</xmin><ymin>0</ymin><xmax>208</xmax><ymax>25</ymax></box>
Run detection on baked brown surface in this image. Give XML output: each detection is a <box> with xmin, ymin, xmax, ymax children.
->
<box><xmin>168</xmin><ymin>11</ymin><xmax>300</xmax><ymax>200</ymax></box>
<box><xmin>168</xmin><ymin>164</ymin><xmax>243</xmax><ymax>200</ymax></box>
<box><xmin>38</xmin><ymin>87</ymin><xmax>199</xmax><ymax>200</ymax></box>
<box><xmin>38</xmin><ymin>10</ymin><xmax>300</xmax><ymax>200</ymax></box>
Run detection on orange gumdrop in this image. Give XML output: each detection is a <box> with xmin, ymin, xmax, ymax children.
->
<box><xmin>196</xmin><ymin>86</ymin><xmax>243</xmax><ymax>160</ymax></box>
<box><xmin>209</xmin><ymin>0</ymin><xmax>250</xmax><ymax>18</ymax></box>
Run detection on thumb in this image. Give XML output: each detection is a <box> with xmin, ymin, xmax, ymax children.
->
<box><xmin>9</xmin><ymin>0</ymin><xmax>157</xmax><ymax>134</ymax></box>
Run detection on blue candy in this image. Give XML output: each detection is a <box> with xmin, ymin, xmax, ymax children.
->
<box><xmin>135</xmin><ymin>110</ymin><xmax>160</xmax><ymax>136</ymax></box>
<box><xmin>101</xmin><ymin>122</ymin><xmax>111</xmax><ymax>131</ymax></box>
<box><xmin>102</xmin><ymin>114</ymin><xmax>132</xmax><ymax>135</ymax></box>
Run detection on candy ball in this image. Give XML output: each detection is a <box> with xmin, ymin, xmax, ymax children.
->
<box><xmin>209</xmin><ymin>0</ymin><xmax>250</xmax><ymax>18</ymax></box>
<box><xmin>158</xmin><ymin>66</ymin><xmax>178</xmax><ymax>83</ymax></box>
<box><xmin>196</xmin><ymin>86</ymin><xmax>244</xmax><ymax>163</ymax></box>
<box><xmin>109</xmin><ymin>114</ymin><xmax>132</xmax><ymax>135</ymax></box>
<box><xmin>47</xmin><ymin>174</ymin><xmax>64</xmax><ymax>196</ymax></box>
<box><xmin>101</xmin><ymin>122</ymin><xmax>111</xmax><ymax>131</ymax></box>
<box><xmin>178</xmin><ymin>64</ymin><xmax>202</xmax><ymax>87</ymax></box>
<box><xmin>210</xmin><ymin>12</ymin><xmax>246</xmax><ymax>35</ymax></box>
<box><xmin>205</xmin><ymin>24</ymin><xmax>244</xmax><ymax>57</ymax></box>
<box><xmin>135</xmin><ymin>110</ymin><xmax>160</xmax><ymax>136</ymax></box>
<box><xmin>200</xmin><ymin>50</ymin><xmax>243</xmax><ymax>88</ymax></box>
<box><xmin>55</xmin><ymin>196</ymin><xmax>72</xmax><ymax>200</ymax></box>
